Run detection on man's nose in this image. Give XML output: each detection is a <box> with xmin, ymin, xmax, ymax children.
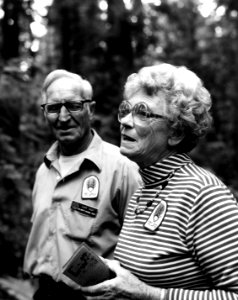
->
<box><xmin>58</xmin><ymin>105</ymin><xmax>71</xmax><ymax>121</ymax></box>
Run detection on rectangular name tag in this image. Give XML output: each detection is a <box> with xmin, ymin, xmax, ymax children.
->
<box><xmin>71</xmin><ymin>201</ymin><xmax>98</xmax><ymax>218</ymax></box>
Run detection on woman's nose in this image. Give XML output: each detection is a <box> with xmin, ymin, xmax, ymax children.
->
<box><xmin>119</xmin><ymin>112</ymin><xmax>134</xmax><ymax>127</ymax></box>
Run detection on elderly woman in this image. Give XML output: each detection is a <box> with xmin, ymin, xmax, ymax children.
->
<box><xmin>80</xmin><ymin>63</ymin><xmax>238</xmax><ymax>300</ymax></box>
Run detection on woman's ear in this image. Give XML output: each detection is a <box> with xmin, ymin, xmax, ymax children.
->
<box><xmin>168</xmin><ymin>131</ymin><xmax>185</xmax><ymax>146</ymax></box>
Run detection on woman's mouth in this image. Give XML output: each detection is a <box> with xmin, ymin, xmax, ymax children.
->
<box><xmin>122</xmin><ymin>134</ymin><xmax>136</xmax><ymax>142</ymax></box>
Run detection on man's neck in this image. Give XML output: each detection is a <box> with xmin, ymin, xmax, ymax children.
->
<box><xmin>60</xmin><ymin>130</ymin><xmax>94</xmax><ymax>156</ymax></box>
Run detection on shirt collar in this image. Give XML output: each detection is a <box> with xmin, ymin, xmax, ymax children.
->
<box><xmin>44</xmin><ymin>129</ymin><xmax>103</xmax><ymax>171</ymax></box>
<box><xmin>139</xmin><ymin>153</ymin><xmax>192</xmax><ymax>187</ymax></box>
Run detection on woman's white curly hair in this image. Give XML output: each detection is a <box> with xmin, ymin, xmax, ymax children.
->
<box><xmin>124</xmin><ymin>63</ymin><xmax>212</xmax><ymax>152</ymax></box>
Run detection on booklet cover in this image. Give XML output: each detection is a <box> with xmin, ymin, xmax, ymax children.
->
<box><xmin>63</xmin><ymin>242</ymin><xmax>112</xmax><ymax>286</ymax></box>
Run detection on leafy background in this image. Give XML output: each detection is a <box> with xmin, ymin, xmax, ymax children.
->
<box><xmin>0</xmin><ymin>0</ymin><xmax>238</xmax><ymax>298</ymax></box>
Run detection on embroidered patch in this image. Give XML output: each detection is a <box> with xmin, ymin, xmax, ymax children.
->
<box><xmin>82</xmin><ymin>175</ymin><xmax>99</xmax><ymax>200</ymax></box>
<box><xmin>144</xmin><ymin>200</ymin><xmax>167</xmax><ymax>231</ymax></box>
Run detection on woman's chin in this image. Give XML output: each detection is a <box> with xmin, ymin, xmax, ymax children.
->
<box><xmin>120</xmin><ymin>145</ymin><xmax>136</xmax><ymax>159</ymax></box>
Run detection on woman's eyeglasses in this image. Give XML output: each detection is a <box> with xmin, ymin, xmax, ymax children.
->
<box><xmin>41</xmin><ymin>100</ymin><xmax>92</xmax><ymax>114</ymax></box>
<box><xmin>118</xmin><ymin>101</ymin><xmax>166</xmax><ymax>123</ymax></box>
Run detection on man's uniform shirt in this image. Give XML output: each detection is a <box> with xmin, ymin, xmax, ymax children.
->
<box><xmin>24</xmin><ymin>130</ymin><xmax>141</xmax><ymax>288</ymax></box>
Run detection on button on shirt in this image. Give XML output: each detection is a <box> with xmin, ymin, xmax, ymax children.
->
<box><xmin>23</xmin><ymin>130</ymin><xmax>142</xmax><ymax>288</ymax></box>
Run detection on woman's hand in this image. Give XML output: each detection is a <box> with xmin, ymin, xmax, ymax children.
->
<box><xmin>79</xmin><ymin>259</ymin><xmax>151</xmax><ymax>300</ymax></box>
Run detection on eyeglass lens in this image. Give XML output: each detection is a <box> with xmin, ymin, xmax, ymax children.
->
<box><xmin>118</xmin><ymin>101</ymin><xmax>165</xmax><ymax>123</ymax></box>
<box><xmin>42</xmin><ymin>100</ymin><xmax>90</xmax><ymax>114</ymax></box>
<box><xmin>118</xmin><ymin>101</ymin><xmax>151</xmax><ymax>122</ymax></box>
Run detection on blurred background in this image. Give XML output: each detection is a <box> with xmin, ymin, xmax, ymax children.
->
<box><xmin>0</xmin><ymin>0</ymin><xmax>238</xmax><ymax>298</ymax></box>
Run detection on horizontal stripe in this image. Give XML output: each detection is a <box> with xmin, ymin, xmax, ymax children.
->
<box><xmin>114</xmin><ymin>154</ymin><xmax>238</xmax><ymax>299</ymax></box>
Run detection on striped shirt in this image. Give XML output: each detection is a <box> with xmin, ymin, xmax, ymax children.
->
<box><xmin>114</xmin><ymin>153</ymin><xmax>238</xmax><ymax>300</ymax></box>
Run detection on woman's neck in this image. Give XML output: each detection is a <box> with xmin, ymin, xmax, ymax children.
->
<box><xmin>138</xmin><ymin>149</ymin><xmax>177</xmax><ymax>169</ymax></box>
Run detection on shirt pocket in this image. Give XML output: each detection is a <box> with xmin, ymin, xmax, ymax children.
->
<box><xmin>59</xmin><ymin>200</ymin><xmax>97</xmax><ymax>241</ymax></box>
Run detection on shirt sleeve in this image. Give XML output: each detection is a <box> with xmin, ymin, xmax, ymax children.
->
<box><xmin>166</xmin><ymin>184</ymin><xmax>238</xmax><ymax>300</ymax></box>
<box><xmin>117</xmin><ymin>161</ymin><xmax>142</xmax><ymax>223</ymax></box>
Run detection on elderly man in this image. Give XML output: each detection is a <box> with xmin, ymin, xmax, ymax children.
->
<box><xmin>23</xmin><ymin>70</ymin><xmax>141</xmax><ymax>300</ymax></box>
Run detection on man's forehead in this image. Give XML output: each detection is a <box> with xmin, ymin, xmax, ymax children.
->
<box><xmin>47</xmin><ymin>77</ymin><xmax>80</xmax><ymax>90</ymax></box>
<box><xmin>46</xmin><ymin>78</ymin><xmax>81</xmax><ymax>96</ymax></box>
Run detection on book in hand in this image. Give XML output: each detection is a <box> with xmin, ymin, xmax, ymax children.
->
<box><xmin>63</xmin><ymin>242</ymin><xmax>113</xmax><ymax>286</ymax></box>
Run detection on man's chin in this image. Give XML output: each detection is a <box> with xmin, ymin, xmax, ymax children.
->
<box><xmin>57</xmin><ymin>135</ymin><xmax>76</xmax><ymax>145</ymax></box>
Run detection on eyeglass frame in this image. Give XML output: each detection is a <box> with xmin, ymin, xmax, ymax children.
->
<box><xmin>41</xmin><ymin>99</ymin><xmax>92</xmax><ymax>114</ymax></box>
<box><xmin>118</xmin><ymin>100</ymin><xmax>166</xmax><ymax>123</ymax></box>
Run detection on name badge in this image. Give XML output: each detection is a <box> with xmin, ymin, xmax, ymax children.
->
<box><xmin>82</xmin><ymin>176</ymin><xmax>99</xmax><ymax>200</ymax></box>
<box><xmin>71</xmin><ymin>201</ymin><xmax>98</xmax><ymax>218</ymax></box>
<box><xmin>144</xmin><ymin>200</ymin><xmax>167</xmax><ymax>231</ymax></box>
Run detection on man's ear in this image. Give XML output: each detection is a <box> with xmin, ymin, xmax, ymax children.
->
<box><xmin>41</xmin><ymin>107</ymin><xmax>47</xmax><ymax>120</ymax></box>
<box><xmin>88</xmin><ymin>101</ymin><xmax>96</xmax><ymax>120</ymax></box>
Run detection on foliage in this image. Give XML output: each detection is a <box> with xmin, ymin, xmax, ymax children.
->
<box><xmin>0</xmin><ymin>276</ymin><xmax>33</xmax><ymax>300</ymax></box>
<box><xmin>0</xmin><ymin>64</ymin><xmax>50</xmax><ymax>277</ymax></box>
<box><xmin>43</xmin><ymin>0</ymin><xmax>147</xmax><ymax>144</ymax></box>
<box><xmin>0</xmin><ymin>0</ymin><xmax>238</xmax><ymax>282</ymax></box>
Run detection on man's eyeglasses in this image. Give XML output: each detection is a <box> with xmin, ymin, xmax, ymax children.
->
<box><xmin>41</xmin><ymin>100</ymin><xmax>92</xmax><ymax>114</ymax></box>
<box><xmin>118</xmin><ymin>101</ymin><xmax>166</xmax><ymax>123</ymax></box>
